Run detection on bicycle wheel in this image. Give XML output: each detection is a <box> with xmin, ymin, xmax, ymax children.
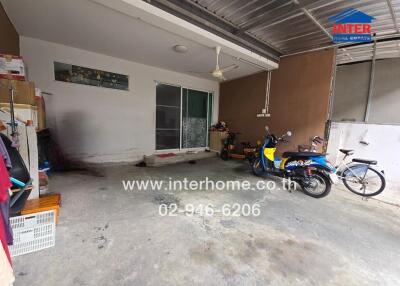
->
<box><xmin>342</xmin><ymin>164</ymin><xmax>386</xmax><ymax>197</ymax></box>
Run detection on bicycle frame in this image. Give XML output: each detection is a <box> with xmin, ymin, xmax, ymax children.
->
<box><xmin>333</xmin><ymin>157</ymin><xmax>368</xmax><ymax>183</ymax></box>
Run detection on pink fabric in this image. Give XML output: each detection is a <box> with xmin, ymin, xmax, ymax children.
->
<box><xmin>0</xmin><ymin>211</ymin><xmax>11</xmax><ymax>265</ymax></box>
<box><xmin>0</xmin><ymin>158</ymin><xmax>11</xmax><ymax>203</ymax></box>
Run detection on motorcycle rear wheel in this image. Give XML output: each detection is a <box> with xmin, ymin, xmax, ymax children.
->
<box><xmin>300</xmin><ymin>170</ymin><xmax>331</xmax><ymax>198</ymax></box>
<box><xmin>220</xmin><ymin>149</ymin><xmax>229</xmax><ymax>161</ymax></box>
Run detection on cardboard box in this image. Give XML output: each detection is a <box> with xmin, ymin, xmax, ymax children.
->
<box><xmin>0</xmin><ymin>54</ymin><xmax>26</xmax><ymax>81</ymax></box>
<box><xmin>0</xmin><ymin>78</ymin><xmax>36</xmax><ymax>105</ymax></box>
<box><xmin>210</xmin><ymin>130</ymin><xmax>228</xmax><ymax>153</ymax></box>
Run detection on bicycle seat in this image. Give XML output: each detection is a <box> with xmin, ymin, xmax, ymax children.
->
<box><xmin>352</xmin><ymin>158</ymin><xmax>377</xmax><ymax>165</ymax></box>
<box><xmin>282</xmin><ymin>152</ymin><xmax>324</xmax><ymax>158</ymax></box>
<box><xmin>339</xmin><ymin>149</ymin><xmax>354</xmax><ymax>155</ymax></box>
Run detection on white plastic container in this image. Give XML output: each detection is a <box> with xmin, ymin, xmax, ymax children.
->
<box><xmin>9</xmin><ymin>210</ymin><xmax>56</xmax><ymax>257</ymax></box>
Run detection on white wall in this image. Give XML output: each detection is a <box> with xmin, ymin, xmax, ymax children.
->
<box><xmin>332</xmin><ymin>62</ymin><xmax>370</xmax><ymax>122</ymax></box>
<box><xmin>370</xmin><ymin>58</ymin><xmax>400</xmax><ymax>123</ymax></box>
<box><xmin>333</xmin><ymin>58</ymin><xmax>400</xmax><ymax>124</ymax></box>
<box><xmin>20</xmin><ymin>36</ymin><xmax>219</xmax><ymax>163</ymax></box>
<box><xmin>327</xmin><ymin>122</ymin><xmax>400</xmax><ymax>205</ymax></box>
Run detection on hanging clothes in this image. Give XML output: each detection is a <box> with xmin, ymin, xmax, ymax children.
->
<box><xmin>0</xmin><ymin>199</ymin><xmax>12</xmax><ymax>245</ymax></box>
<box><xmin>0</xmin><ymin>135</ymin><xmax>14</xmax><ymax>285</ymax></box>
<box><xmin>0</xmin><ymin>145</ymin><xmax>13</xmax><ymax>246</ymax></box>
<box><xmin>0</xmin><ymin>209</ymin><xmax>13</xmax><ymax>286</ymax></box>
<box><xmin>0</xmin><ymin>157</ymin><xmax>11</xmax><ymax>203</ymax></box>
<box><xmin>0</xmin><ymin>136</ymin><xmax>11</xmax><ymax>169</ymax></box>
<box><xmin>0</xmin><ymin>210</ymin><xmax>11</xmax><ymax>266</ymax></box>
<box><xmin>0</xmin><ymin>239</ymin><xmax>14</xmax><ymax>286</ymax></box>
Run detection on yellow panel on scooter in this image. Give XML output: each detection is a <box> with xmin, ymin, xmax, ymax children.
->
<box><xmin>280</xmin><ymin>157</ymin><xmax>289</xmax><ymax>170</ymax></box>
<box><xmin>263</xmin><ymin>148</ymin><xmax>276</xmax><ymax>161</ymax></box>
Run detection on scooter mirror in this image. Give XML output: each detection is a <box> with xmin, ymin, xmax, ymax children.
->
<box><xmin>287</xmin><ymin>131</ymin><xmax>292</xmax><ymax>137</ymax></box>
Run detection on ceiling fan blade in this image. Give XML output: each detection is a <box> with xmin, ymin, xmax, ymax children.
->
<box><xmin>220</xmin><ymin>64</ymin><xmax>239</xmax><ymax>73</ymax></box>
<box><xmin>189</xmin><ymin>70</ymin><xmax>221</xmax><ymax>81</ymax></box>
<box><xmin>192</xmin><ymin>46</ymin><xmax>236</xmax><ymax>81</ymax></box>
<box><xmin>189</xmin><ymin>71</ymin><xmax>210</xmax><ymax>75</ymax></box>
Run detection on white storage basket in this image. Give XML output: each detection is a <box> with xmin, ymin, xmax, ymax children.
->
<box><xmin>9</xmin><ymin>210</ymin><xmax>56</xmax><ymax>257</ymax></box>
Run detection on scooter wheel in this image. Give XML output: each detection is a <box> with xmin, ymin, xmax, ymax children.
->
<box><xmin>300</xmin><ymin>170</ymin><xmax>331</xmax><ymax>198</ymax></box>
<box><xmin>220</xmin><ymin>150</ymin><xmax>229</xmax><ymax>161</ymax></box>
<box><xmin>252</xmin><ymin>158</ymin><xmax>264</xmax><ymax>176</ymax></box>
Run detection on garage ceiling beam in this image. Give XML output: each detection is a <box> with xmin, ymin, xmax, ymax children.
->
<box><xmin>237</xmin><ymin>0</ymin><xmax>332</xmax><ymax>33</ymax></box>
<box><xmin>293</xmin><ymin>0</ymin><xmax>332</xmax><ymax>40</ymax></box>
<box><xmin>301</xmin><ymin>8</ymin><xmax>332</xmax><ymax>40</ymax></box>
<box><xmin>341</xmin><ymin>48</ymin><xmax>353</xmax><ymax>61</ymax></box>
<box><xmin>236</xmin><ymin>1</ymin><xmax>295</xmax><ymax>33</ymax></box>
<box><xmin>181</xmin><ymin>0</ymin><xmax>283</xmax><ymax>56</ymax></box>
<box><xmin>282</xmin><ymin>33</ymin><xmax>400</xmax><ymax>59</ymax></box>
<box><xmin>385</xmin><ymin>0</ymin><xmax>399</xmax><ymax>34</ymax></box>
<box><xmin>145</xmin><ymin>0</ymin><xmax>281</xmax><ymax>60</ymax></box>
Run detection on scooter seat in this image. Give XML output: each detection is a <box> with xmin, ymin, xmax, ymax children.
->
<box><xmin>282</xmin><ymin>151</ymin><xmax>325</xmax><ymax>158</ymax></box>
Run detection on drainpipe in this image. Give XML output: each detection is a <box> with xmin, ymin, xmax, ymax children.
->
<box><xmin>325</xmin><ymin>48</ymin><xmax>338</xmax><ymax>152</ymax></box>
<box><xmin>365</xmin><ymin>37</ymin><xmax>377</xmax><ymax>122</ymax></box>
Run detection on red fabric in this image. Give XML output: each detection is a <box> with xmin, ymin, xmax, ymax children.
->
<box><xmin>0</xmin><ymin>158</ymin><xmax>11</xmax><ymax>203</ymax></box>
<box><xmin>0</xmin><ymin>158</ymin><xmax>11</xmax><ymax>265</ymax></box>
<box><xmin>157</xmin><ymin>153</ymin><xmax>176</xmax><ymax>158</ymax></box>
<box><xmin>0</xmin><ymin>211</ymin><xmax>11</xmax><ymax>265</ymax></box>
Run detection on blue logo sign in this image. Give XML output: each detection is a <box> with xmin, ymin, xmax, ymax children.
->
<box><xmin>329</xmin><ymin>8</ymin><xmax>375</xmax><ymax>43</ymax></box>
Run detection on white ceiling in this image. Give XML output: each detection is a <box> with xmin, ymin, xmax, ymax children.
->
<box><xmin>1</xmin><ymin>0</ymin><xmax>274</xmax><ymax>81</ymax></box>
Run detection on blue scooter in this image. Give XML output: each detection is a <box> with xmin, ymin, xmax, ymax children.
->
<box><xmin>252</xmin><ymin>127</ymin><xmax>336</xmax><ymax>198</ymax></box>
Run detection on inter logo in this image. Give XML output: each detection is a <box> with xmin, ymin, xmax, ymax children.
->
<box><xmin>329</xmin><ymin>8</ymin><xmax>375</xmax><ymax>43</ymax></box>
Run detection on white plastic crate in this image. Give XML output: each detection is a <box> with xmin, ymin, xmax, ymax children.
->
<box><xmin>9</xmin><ymin>210</ymin><xmax>56</xmax><ymax>257</ymax></box>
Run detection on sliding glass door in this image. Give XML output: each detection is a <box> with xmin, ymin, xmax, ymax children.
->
<box><xmin>156</xmin><ymin>84</ymin><xmax>181</xmax><ymax>150</ymax></box>
<box><xmin>182</xmin><ymin>88</ymin><xmax>208</xmax><ymax>148</ymax></box>
<box><xmin>156</xmin><ymin>83</ymin><xmax>213</xmax><ymax>150</ymax></box>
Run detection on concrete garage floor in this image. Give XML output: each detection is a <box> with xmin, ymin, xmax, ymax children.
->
<box><xmin>13</xmin><ymin>158</ymin><xmax>400</xmax><ymax>286</ymax></box>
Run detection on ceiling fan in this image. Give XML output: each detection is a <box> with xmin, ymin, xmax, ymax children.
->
<box><xmin>210</xmin><ymin>46</ymin><xmax>238</xmax><ymax>81</ymax></box>
<box><xmin>190</xmin><ymin>46</ymin><xmax>239</xmax><ymax>81</ymax></box>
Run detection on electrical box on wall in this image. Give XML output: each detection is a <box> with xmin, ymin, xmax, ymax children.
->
<box><xmin>257</xmin><ymin>109</ymin><xmax>270</xmax><ymax>118</ymax></box>
<box><xmin>257</xmin><ymin>71</ymin><xmax>272</xmax><ymax>118</ymax></box>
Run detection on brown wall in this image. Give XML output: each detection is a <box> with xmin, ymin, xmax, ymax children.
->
<box><xmin>0</xmin><ymin>3</ymin><xmax>19</xmax><ymax>55</ymax></box>
<box><xmin>219</xmin><ymin>49</ymin><xmax>334</xmax><ymax>154</ymax></box>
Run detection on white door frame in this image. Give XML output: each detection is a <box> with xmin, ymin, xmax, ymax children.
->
<box><xmin>155</xmin><ymin>81</ymin><xmax>214</xmax><ymax>152</ymax></box>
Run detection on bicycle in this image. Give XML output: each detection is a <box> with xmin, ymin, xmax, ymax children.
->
<box><xmin>333</xmin><ymin>149</ymin><xmax>386</xmax><ymax>197</ymax></box>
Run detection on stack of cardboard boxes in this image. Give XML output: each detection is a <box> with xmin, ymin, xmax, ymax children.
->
<box><xmin>0</xmin><ymin>54</ymin><xmax>45</xmax><ymax>130</ymax></box>
<box><xmin>0</xmin><ymin>53</ymin><xmax>46</xmax><ymax>201</ymax></box>
<box><xmin>0</xmin><ymin>55</ymin><xmax>60</xmax><ymax>257</ymax></box>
